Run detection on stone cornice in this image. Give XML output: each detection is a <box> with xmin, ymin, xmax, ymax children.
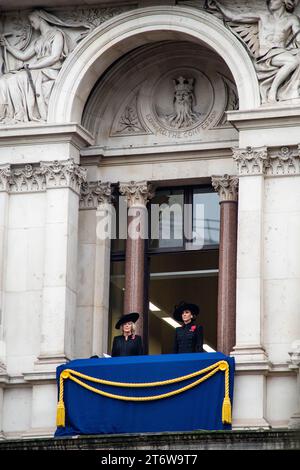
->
<box><xmin>119</xmin><ymin>180</ymin><xmax>153</xmax><ymax>207</ymax></box>
<box><xmin>80</xmin><ymin>181</ymin><xmax>113</xmax><ymax>209</ymax></box>
<box><xmin>0</xmin><ymin>123</ymin><xmax>94</xmax><ymax>148</ymax></box>
<box><xmin>227</xmin><ymin>106</ymin><xmax>300</xmax><ymax>131</ymax></box>
<box><xmin>211</xmin><ymin>174</ymin><xmax>238</xmax><ymax>202</ymax></box>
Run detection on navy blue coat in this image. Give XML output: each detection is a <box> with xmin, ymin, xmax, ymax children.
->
<box><xmin>111</xmin><ymin>334</ymin><xmax>143</xmax><ymax>357</ymax></box>
<box><xmin>173</xmin><ymin>322</ymin><xmax>204</xmax><ymax>354</ymax></box>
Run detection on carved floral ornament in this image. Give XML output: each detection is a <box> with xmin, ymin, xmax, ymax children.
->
<box><xmin>80</xmin><ymin>181</ymin><xmax>113</xmax><ymax>209</ymax></box>
<box><xmin>119</xmin><ymin>181</ymin><xmax>153</xmax><ymax>207</ymax></box>
<box><xmin>233</xmin><ymin>146</ymin><xmax>300</xmax><ymax>175</ymax></box>
<box><xmin>0</xmin><ymin>160</ymin><xmax>86</xmax><ymax>193</ymax></box>
<box><xmin>211</xmin><ymin>174</ymin><xmax>238</xmax><ymax>202</ymax></box>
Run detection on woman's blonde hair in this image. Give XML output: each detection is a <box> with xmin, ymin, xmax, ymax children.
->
<box><xmin>121</xmin><ymin>321</ymin><xmax>136</xmax><ymax>335</ymax></box>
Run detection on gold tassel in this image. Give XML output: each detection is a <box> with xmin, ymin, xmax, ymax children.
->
<box><xmin>222</xmin><ymin>396</ymin><xmax>232</xmax><ymax>424</ymax></box>
<box><xmin>56</xmin><ymin>401</ymin><xmax>65</xmax><ymax>427</ymax></box>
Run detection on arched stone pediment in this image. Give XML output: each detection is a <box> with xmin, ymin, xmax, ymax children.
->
<box><xmin>48</xmin><ymin>5</ymin><xmax>260</xmax><ymax>124</ymax></box>
<box><xmin>82</xmin><ymin>41</ymin><xmax>239</xmax><ymax>150</ymax></box>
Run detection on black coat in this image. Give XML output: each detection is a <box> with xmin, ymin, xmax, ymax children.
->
<box><xmin>111</xmin><ymin>334</ymin><xmax>143</xmax><ymax>357</ymax></box>
<box><xmin>173</xmin><ymin>322</ymin><xmax>204</xmax><ymax>354</ymax></box>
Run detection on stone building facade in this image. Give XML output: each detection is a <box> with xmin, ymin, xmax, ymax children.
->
<box><xmin>0</xmin><ymin>0</ymin><xmax>299</xmax><ymax>438</ymax></box>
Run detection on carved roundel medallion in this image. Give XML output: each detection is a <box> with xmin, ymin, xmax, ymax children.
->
<box><xmin>152</xmin><ymin>68</ymin><xmax>214</xmax><ymax>132</ymax></box>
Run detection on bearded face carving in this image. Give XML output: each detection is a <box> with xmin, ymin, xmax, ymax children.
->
<box><xmin>166</xmin><ymin>76</ymin><xmax>201</xmax><ymax>129</ymax></box>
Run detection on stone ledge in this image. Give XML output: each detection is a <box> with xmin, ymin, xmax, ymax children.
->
<box><xmin>0</xmin><ymin>429</ymin><xmax>299</xmax><ymax>450</ymax></box>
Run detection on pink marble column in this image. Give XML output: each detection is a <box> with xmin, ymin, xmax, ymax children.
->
<box><xmin>212</xmin><ymin>174</ymin><xmax>238</xmax><ymax>355</ymax></box>
<box><xmin>119</xmin><ymin>181</ymin><xmax>152</xmax><ymax>344</ymax></box>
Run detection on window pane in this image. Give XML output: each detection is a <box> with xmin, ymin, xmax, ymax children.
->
<box><xmin>150</xmin><ymin>189</ymin><xmax>184</xmax><ymax>249</ymax></box>
<box><xmin>108</xmin><ymin>260</ymin><xmax>125</xmax><ymax>353</ymax></box>
<box><xmin>193</xmin><ymin>190</ymin><xmax>220</xmax><ymax>246</ymax></box>
<box><xmin>148</xmin><ymin>251</ymin><xmax>218</xmax><ymax>354</ymax></box>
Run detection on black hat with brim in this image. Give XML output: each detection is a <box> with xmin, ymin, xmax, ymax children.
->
<box><xmin>173</xmin><ymin>302</ymin><xmax>200</xmax><ymax>322</ymax></box>
<box><xmin>115</xmin><ymin>312</ymin><xmax>140</xmax><ymax>329</ymax></box>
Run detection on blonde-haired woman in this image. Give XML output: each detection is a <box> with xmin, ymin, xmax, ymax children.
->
<box><xmin>111</xmin><ymin>312</ymin><xmax>143</xmax><ymax>357</ymax></box>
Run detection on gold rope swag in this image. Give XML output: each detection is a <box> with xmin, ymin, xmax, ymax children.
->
<box><xmin>56</xmin><ymin>359</ymin><xmax>232</xmax><ymax>427</ymax></box>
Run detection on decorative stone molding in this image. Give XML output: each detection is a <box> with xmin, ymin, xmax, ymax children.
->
<box><xmin>234</xmin><ymin>146</ymin><xmax>300</xmax><ymax>176</ymax></box>
<box><xmin>2</xmin><ymin>160</ymin><xmax>86</xmax><ymax>193</ymax></box>
<box><xmin>9</xmin><ymin>164</ymin><xmax>46</xmax><ymax>193</ymax></box>
<box><xmin>119</xmin><ymin>181</ymin><xmax>153</xmax><ymax>207</ymax></box>
<box><xmin>267</xmin><ymin>147</ymin><xmax>300</xmax><ymax>176</ymax></box>
<box><xmin>211</xmin><ymin>174</ymin><xmax>238</xmax><ymax>202</ymax></box>
<box><xmin>40</xmin><ymin>159</ymin><xmax>87</xmax><ymax>194</ymax></box>
<box><xmin>233</xmin><ymin>147</ymin><xmax>268</xmax><ymax>175</ymax></box>
<box><xmin>80</xmin><ymin>181</ymin><xmax>113</xmax><ymax>209</ymax></box>
<box><xmin>0</xmin><ymin>164</ymin><xmax>11</xmax><ymax>192</ymax></box>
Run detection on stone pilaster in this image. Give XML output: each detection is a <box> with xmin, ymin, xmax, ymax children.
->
<box><xmin>36</xmin><ymin>160</ymin><xmax>86</xmax><ymax>368</ymax></box>
<box><xmin>212</xmin><ymin>174</ymin><xmax>238</xmax><ymax>356</ymax></box>
<box><xmin>0</xmin><ymin>165</ymin><xmax>11</xmax><ymax>367</ymax></box>
<box><xmin>232</xmin><ymin>147</ymin><xmax>268</xmax><ymax>361</ymax></box>
<box><xmin>92</xmin><ymin>183</ymin><xmax>113</xmax><ymax>356</ymax></box>
<box><xmin>119</xmin><ymin>181</ymin><xmax>153</xmax><ymax>347</ymax></box>
<box><xmin>232</xmin><ymin>147</ymin><xmax>270</xmax><ymax>429</ymax></box>
<box><xmin>288</xmin><ymin>341</ymin><xmax>300</xmax><ymax>429</ymax></box>
<box><xmin>77</xmin><ymin>182</ymin><xmax>114</xmax><ymax>357</ymax></box>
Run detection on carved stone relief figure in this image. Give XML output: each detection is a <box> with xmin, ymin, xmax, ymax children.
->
<box><xmin>0</xmin><ymin>10</ymin><xmax>90</xmax><ymax>124</ymax></box>
<box><xmin>163</xmin><ymin>76</ymin><xmax>201</xmax><ymax>129</ymax></box>
<box><xmin>207</xmin><ymin>0</ymin><xmax>300</xmax><ymax>103</ymax></box>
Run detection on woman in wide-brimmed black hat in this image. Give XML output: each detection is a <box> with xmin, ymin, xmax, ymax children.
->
<box><xmin>111</xmin><ymin>312</ymin><xmax>143</xmax><ymax>357</ymax></box>
<box><xmin>173</xmin><ymin>301</ymin><xmax>204</xmax><ymax>354</ymax></box>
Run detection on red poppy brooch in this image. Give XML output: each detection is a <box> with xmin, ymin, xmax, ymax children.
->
<box><xmin>190</xmin><ymin>325</ymin><xmax>196</xmax><ymax>332</ymax></box>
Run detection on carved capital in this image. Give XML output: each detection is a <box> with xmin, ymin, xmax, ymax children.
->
<box><xmin>119</xmin><ymin>181</ymin><xmax>153</xmax><ymax>207</ymax></box>
<box><xmin>0</xmin><ymin>164</ymin><xmax>11</xmax><ymax>192</ymax></box>
<box><xmin>289</xmin><ymin>340</ymin><xmax>300</xmax><ymax>368</ymax></box>
<box><xmin>40</xmin><ymin>159</ymin><xmax>87</xmax><ymax>194</ymax></box>
<box><xmin>9</xmin><ymin>164</ymin><xmax>46</xmax><ymax>193</ymax></box>
<box><xmin>80</xmin><ymin>181</ymin><xmax>113</xmax><ymax>209</ymax></box>
<box><xmin>211</xmin><ymin>174</ymin><xmax>238</xmax><ymax>202</ymax></box>
<box><xmin>267</xmin><ymin>147</ymin><xmax>300</xmax><ymax>176</ymax></box>
<box><xmin>233</xmin><ymin>147</ymin><xmax>268</xmax><ymax>175</ymax></box>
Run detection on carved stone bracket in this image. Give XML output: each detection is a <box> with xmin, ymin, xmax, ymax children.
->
<box><xmin>233</xmin><ymin>147</ymin><xmax>268</xmax><ymax>176</ymax></box>
<box><xmin>0</xmin><ymin>164</ymin><xmax>11</xmax><ymax>192</ymax></box>
<box><xmin>119</xmin><ymin>181</ymin><xmax>153</xmax><ymax>207</ymax></box>
<box><xmin>80</xmin><ymin>181</ymin><xmax>113</xmax><ymax>209</ymax></box>
<box><xmin>211</xmin><ymin>174</ymin><xmax>238</xmax><ymax>202</ymax></box>
<box><xmin>40</xmin><ymin>159</ymin><xmax>87</xmax><ymax>194</ymax></box>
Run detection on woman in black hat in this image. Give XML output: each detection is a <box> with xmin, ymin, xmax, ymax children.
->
<box><xmin>111</xmin><ymin>312</ymin><xmax>143</xmax><ymax>357</ymax></box>
<box><xmin>173</xmin><ymin>302</ymin><xmax>204</xmax><ymax>354</ymax></box>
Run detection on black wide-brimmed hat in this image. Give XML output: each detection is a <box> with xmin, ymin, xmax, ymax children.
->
<box><xmin>115</xmin><ymin>312</ymin><xmax>140</xmax><ymax>329</ymax></box>
<box><xmin>173</xmin><ymin>302</ymin><xmax>200</xmax><ymax>322</ymax></box>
